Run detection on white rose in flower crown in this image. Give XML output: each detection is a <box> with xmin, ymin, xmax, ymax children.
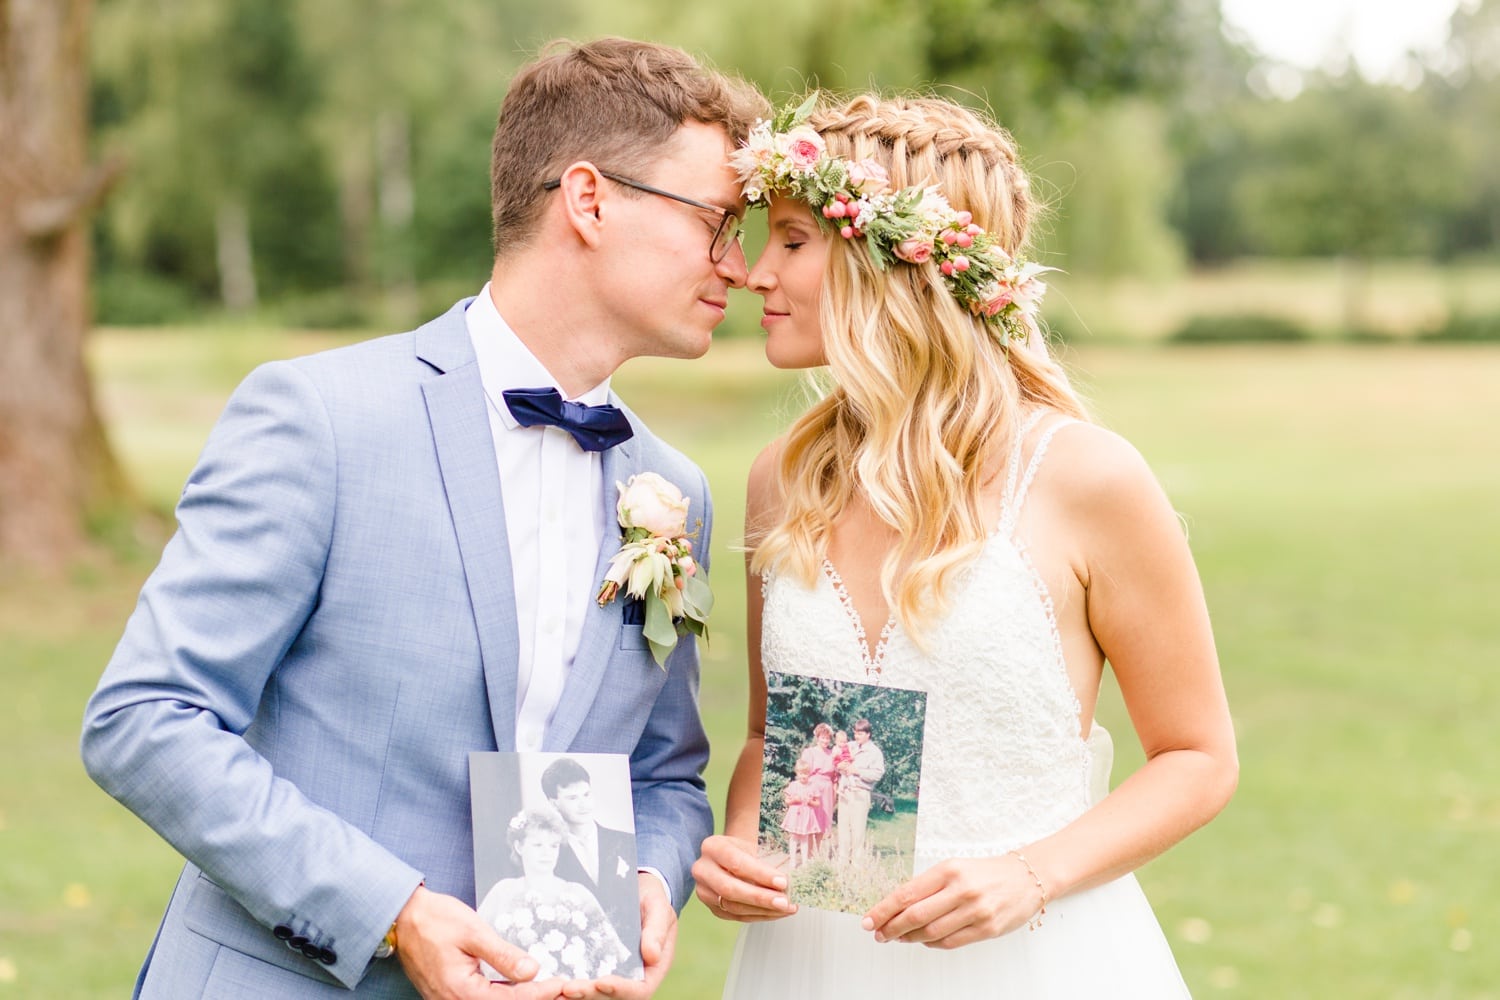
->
<box><xmin>917</xmin><ymin>186</ymin><xmax>955</xmax><ymax>227</ymax></box>
<box><xmin>616</xmin><ymin>472</ymin><xmax>690</xmax><ymax>538</ymax></box>
<box><xmin>1007</xmin><ymin>261</ymin><xmax>1053</xmax><ymax>316</ymax></box>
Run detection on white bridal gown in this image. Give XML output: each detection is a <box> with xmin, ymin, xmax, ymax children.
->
<box><xmin>723</xmin><ymin>413</ymin><xmax>1191</xmax><ymax>999</ymax></box>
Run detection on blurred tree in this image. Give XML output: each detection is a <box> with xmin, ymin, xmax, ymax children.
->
<box><xmin>1032</xmin><ymin>100</ymin><xmax>1184</xmax><ymax>279</ymax></box>
<box><xmin>1</xmin><ymin>0</ymin><xmax>130</xmax><ymax>569</ymax></box>
<box><xmin>1230</xmin><ymin>79</ymin><xmax>1469</xmax><ymax>329</ymax></box>
<box><xmin>1425</xmin><ymin>0</ymin><xmax>1500</xmax><ymax>257</ymax></box>
<box><xmin>918</xmin><ymin>0</ymin><xmax>1224</xmax><ymax>131</ymax></box>
<box><xmin>93</xmin><ymin>0</ymin><xmax>334</xmax><ymax>311</ymax></box>
<box><xmin>295</xmin><ymin>0</ymin><xmax>561</xmax><ymax>325</ymax></box>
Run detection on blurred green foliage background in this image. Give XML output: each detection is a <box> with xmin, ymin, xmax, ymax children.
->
<box><xmin>85</xmin><ymin>0</ymin><xmax>1500</xmax><ymax>339</ymax></box>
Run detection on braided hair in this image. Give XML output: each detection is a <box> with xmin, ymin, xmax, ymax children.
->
<box><xmin>751</xmin><ymin>95</ymin><xmax>1088</xmax><ymax>646</ymax></box>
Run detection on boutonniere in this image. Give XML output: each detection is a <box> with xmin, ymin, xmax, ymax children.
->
<box><xmin>596</xmin><ymin>472</ymin><xmax>714</xmax><ymax>668</ymax></box>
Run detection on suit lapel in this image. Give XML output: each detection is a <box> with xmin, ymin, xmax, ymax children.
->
<box><xmin>544</xmin><ymin>433</ymin><xmax>637</xmax><ymax>751</ymax></box>
<box><xmin>417</xmin><ymin>305</ymin><xmax>520</xmax><ymax>749</ymax></box>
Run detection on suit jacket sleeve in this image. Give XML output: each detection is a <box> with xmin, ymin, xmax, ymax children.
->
<box><xmin>627</xmin><ymin>463</ymin><xmax>715</xmax><ymax>911</ymax></box>
<box><xmin>80</xmin><ymin>361</ymin><xmax>422</xmax><ymax>988</ymax></box>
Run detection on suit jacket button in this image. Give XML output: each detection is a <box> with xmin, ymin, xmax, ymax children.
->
<box><xmin>273</xmin><ymin>924</ymin><xmax>294</xmax><ymax>940</ymax></box>
<box><xmin>300</xmin><ymin>942</ymin><xmax>324</xmax><ymax>960</ymax></box>
<box><xmin>318</xmin><ymin>948</ymin><xmax>338</xmax><ymax>965</ymax></box>
<box><xmin>289</xmin><ymin>935</ymin><xmax>309</xmax><ymax>949</ymax></box>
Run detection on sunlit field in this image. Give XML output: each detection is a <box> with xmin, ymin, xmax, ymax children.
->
<box><xmin>1</xmin><ymin>326</ymin><xmax>1496</xmax><ymax>998</ymax></box>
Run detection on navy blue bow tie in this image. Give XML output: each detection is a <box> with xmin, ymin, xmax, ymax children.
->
<box><xmin>501</xmin><ymin>387</ymin><xmax>634</xmax><ymax>452</ymax></box>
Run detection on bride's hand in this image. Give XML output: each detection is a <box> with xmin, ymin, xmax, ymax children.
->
<box><xmin>691</xmin><ymin>834</ymin><xmax>798</xmax><ymax>923</ymax></box>
<box><xmin>862</xmin><ymin>855</ymin><xmax>1044</xmax><ymax>948</ymax></box>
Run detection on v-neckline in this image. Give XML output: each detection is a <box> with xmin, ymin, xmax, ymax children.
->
<box><xmin>819</xmin><ymin>558</ymin><xmax>897</xmax><ymax>679</ymax></box>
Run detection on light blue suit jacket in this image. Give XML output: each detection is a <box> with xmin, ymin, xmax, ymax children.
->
<box><xmin>81</xmin><ymin>301</ymin><xmax>715</xmax><ymax>997</ymax></box>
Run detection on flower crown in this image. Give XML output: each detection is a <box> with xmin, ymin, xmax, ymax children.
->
<box><xmin>730</xmin><ymin>96</ymin><xmax>1053</xmax><ymax>343</ymax></box>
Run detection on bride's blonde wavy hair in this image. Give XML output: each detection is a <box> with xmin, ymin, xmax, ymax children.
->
<box><xmin>750</xmin><ymin>94</ymin><xmax>1089</xmax><ymax>644</ymax></box>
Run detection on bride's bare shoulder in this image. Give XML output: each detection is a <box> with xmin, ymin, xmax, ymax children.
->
<box><xmin>1026</xmin><ymin>418</ymin><xmax>1167</xmax><ymax>511</ymax></box>
<box><xmin>747</xmin><ymin>435</ymin><xmax>791</xmax><ymax>520</ymax></box>
<box><xmin>1035</xmin><ymin>420</ymin><xmax>1182</xmax><ymax>539</ymax></box>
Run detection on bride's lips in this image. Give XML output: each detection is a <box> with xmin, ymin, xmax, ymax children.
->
<box><xmin>761</xmin><ymin>310</ymin><xmax>789</xmax><ymax>329</ymax></box>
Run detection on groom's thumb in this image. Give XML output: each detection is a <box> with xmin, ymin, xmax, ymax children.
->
<box><xmin>471</xmin><ymin>924</ymin><xmax>539</xmax><ymax>984</ymax></box>
<box><xmin>638</xmin><ymin>880</ymin><xmax>675</xmax><ymax>965</ymax></box>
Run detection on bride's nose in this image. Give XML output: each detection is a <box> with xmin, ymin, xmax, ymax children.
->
<box><xmin>747</xmin><ymin>259</ymin><xmax>776</xmax><ymax>296</ymax></box>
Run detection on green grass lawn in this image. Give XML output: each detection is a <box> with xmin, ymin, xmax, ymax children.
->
<box><xmin>2</xmin><ymin>331</ymin><xmax>1496</xmax><ymax>998</ymax></box>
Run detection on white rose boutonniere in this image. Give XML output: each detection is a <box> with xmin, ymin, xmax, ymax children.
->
<box><xmin>597</xmin><ymin>472</ymin><xmax>714</xmax><ymax>668</ymax></box>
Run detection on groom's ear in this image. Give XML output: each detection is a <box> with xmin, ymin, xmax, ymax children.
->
<box><xmin>554</xmin><ymin>162</ymin><xmax>607</xmax><ymax>248</ymax></box>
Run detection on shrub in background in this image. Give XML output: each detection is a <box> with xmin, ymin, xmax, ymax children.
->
<box><xmin>1170</xmin><ymin>314</ymin><xmax>1311</xmax><ymax>344</ymax></box>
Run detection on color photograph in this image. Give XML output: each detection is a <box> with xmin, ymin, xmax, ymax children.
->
<box><xmin>757</xmin><ymin>672</ymin><xmax>928</xmax><ymax>914</ymax></box>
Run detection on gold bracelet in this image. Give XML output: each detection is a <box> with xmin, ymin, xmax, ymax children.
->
<box><xmin>1008</xmin><ymin>850</ymin><xmax>1049</xmax><ymax>930</ymax></box>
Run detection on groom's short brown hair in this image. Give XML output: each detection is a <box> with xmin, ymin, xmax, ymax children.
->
<box><xmin>489</xmin><ymin>37</ymin><xmax>766</xmax><ymax>258</ymax></box>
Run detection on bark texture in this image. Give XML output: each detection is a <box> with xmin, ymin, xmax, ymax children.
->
<box><xmin>0</xmin><ymin>0</ymin><xmax>129</xmax><ymax>570</ymax></box>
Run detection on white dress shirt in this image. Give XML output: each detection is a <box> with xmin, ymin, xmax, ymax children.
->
<box><xmin>465</xmin><ymin>284</ymin><xmax>610</xmax><ymax>752</ymax></box>
<box><xmin>465</xmin><ymin>286</ymin><xmax>671</xmax><ymax>905</ymax></box>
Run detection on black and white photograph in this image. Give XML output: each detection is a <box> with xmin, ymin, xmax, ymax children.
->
<box><xmin>470</xmin><ymin>751</ymin><xmax>643</xmax><ymax>982</ymax></box>
<box><xmin>757</xmin><ymin>672</ymin><xmax>928</xmax><ymax>915</ymax></box>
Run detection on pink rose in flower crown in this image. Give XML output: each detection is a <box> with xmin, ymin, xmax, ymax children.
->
<box><xmin>779</xmin><ymin>125</ymin><xmax>826</xmax><ymax>170</ymax></box>
<box><xmin>847</xmin><ymin>158</ymin><xmax>891</xmax><ymax>196</ymax></box>
<box><xmin>893</xmin><ymin>238</ymin><xmax>934</xmax><ymax>264</ymax></box>
<box><xmin>977</xmin><ymin>281</ymin><xmax>1015</xmax><ymax>318</ymax></box>
<box><xmin>616</xmin><ymin>472</ymin><xmax>690</xmax><ymax>537</ymax></box>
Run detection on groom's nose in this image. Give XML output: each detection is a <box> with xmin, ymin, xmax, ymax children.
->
<box><xmin>716</xmin><ymin>238</ymin><xmax>750</xmax><ymax>288</ymax></box>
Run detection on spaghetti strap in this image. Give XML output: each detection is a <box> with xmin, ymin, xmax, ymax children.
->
<box><xmin>1000</xmin><ymin>410</ymin><xmax>1050</xmax><ymax>515</ymax></box>
<box><xmin>999</xmin><ymin>414</ymin><xmax>1079</xmax><ymax>536</ymax></box>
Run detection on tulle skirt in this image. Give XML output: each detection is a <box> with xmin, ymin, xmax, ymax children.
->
<box><xmin>722</xmin><ymin>871</ymin><xmax>1189</xmax><ymax>999</ymax></box>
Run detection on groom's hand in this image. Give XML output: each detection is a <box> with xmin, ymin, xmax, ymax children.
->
<box><xmin>393</xmin><ymin>885</ymin><xmax>564</xmax><ymax>999</ymax></box>
<box><xmin>557</xmin><ymin>874</ymin><xmax>675</xmax><ymax>999</ymax></box>
<box><xmin>692</xmin><ymin>834</ymin><xmax>796</xmax><ymax>922</ymax></box>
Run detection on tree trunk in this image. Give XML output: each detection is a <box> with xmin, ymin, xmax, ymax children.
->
<box><xmin>376</xmin><ymin>108</ymin><xmax>417</xmax><ymax>327</ymax></box>
<box><xmin>214</xmin><ymin>195</ymin><xmax>258</xmax><ymax>311</ymax></box>
<box><xmin>336</xmin><ymin>142</ymin><xmax>375</xmax><ymax>291</ymax></box>
<box><xmin>0</xmin><ymin>0</ymin><xmax>129</xmax><ymax>571</ymax></box>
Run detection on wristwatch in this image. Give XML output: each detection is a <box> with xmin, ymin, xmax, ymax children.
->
<box><xmin>373</xmin><ymin>923</ymin><xmax>398</xmax><ymax>960</ymax></box>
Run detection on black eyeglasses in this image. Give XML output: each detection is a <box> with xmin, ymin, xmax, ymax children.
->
<box><xmin>542</xmin><ymin>170</ymin><xmax>744</xmax><ymax>263</ymax></box>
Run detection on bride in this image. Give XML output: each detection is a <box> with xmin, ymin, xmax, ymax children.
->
<box><xmin>692</xmin><ymin>93</ymin><xmax>1238</xmax><ymax>997</ymax></box>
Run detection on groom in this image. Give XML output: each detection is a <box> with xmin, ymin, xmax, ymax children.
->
<box><xmin>540</xmin><ymin>757</ymin><xmax>639</xmax><ymax>949</ymax></box>
<box><xmin>81</xmin><ymin>38</ymin><xmax>764</xmax><ymax>1000</ymax></box>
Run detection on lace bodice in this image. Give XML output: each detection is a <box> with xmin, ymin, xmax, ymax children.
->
<box><xmin>760</xmin><ymin>413</ymin><xmax>1093</xmax><ymax>859</ymax></box>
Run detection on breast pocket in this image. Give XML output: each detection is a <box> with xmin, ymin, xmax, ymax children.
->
<box><xmin>617</xmin><ymin>624</ymin><xmax>650</xmax><ymax>652</ymax></box>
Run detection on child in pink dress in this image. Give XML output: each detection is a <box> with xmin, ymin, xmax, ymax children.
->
<box><xmin>780</xmin><ymin>758</ymin><xmax>823</xmax><ymax>868</ymax></box>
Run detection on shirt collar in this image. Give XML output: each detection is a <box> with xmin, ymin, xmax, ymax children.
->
<box><xmin>466</xmin><ymin>282</ymin><xmax>613</xmax><ymax>430</ymax></box>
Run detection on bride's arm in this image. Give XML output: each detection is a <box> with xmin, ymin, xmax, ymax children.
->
<box><xmin>691</xmin><ymin>442</ymin><xmax>797</xmax><ymax>922</ymax></box>
<box><xmin>865</xmin><ymin>424</ymin><xmax>1238</xmax><ymax>948</ymax></box>
<box><xmin>1024</xmin><ymin>426</ymin><xmax>1238</xmax><ymax>895</ymax></box>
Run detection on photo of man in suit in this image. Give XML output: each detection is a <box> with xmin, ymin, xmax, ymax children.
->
<box><xmin>80</xmin><ymin>36</ymin><xmax>765</xmax><ymax>1000</ymax></box>
<box><xmin>540</xmin><ymin>757</ymin><xmax>639</xmax><ymax>951</ymax></box>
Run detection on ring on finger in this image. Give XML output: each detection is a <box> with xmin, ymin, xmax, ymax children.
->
<box><xmin>717</xmin><ymin>893</ymin><xmax>725</xmax><ymax>910</ymax></box>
